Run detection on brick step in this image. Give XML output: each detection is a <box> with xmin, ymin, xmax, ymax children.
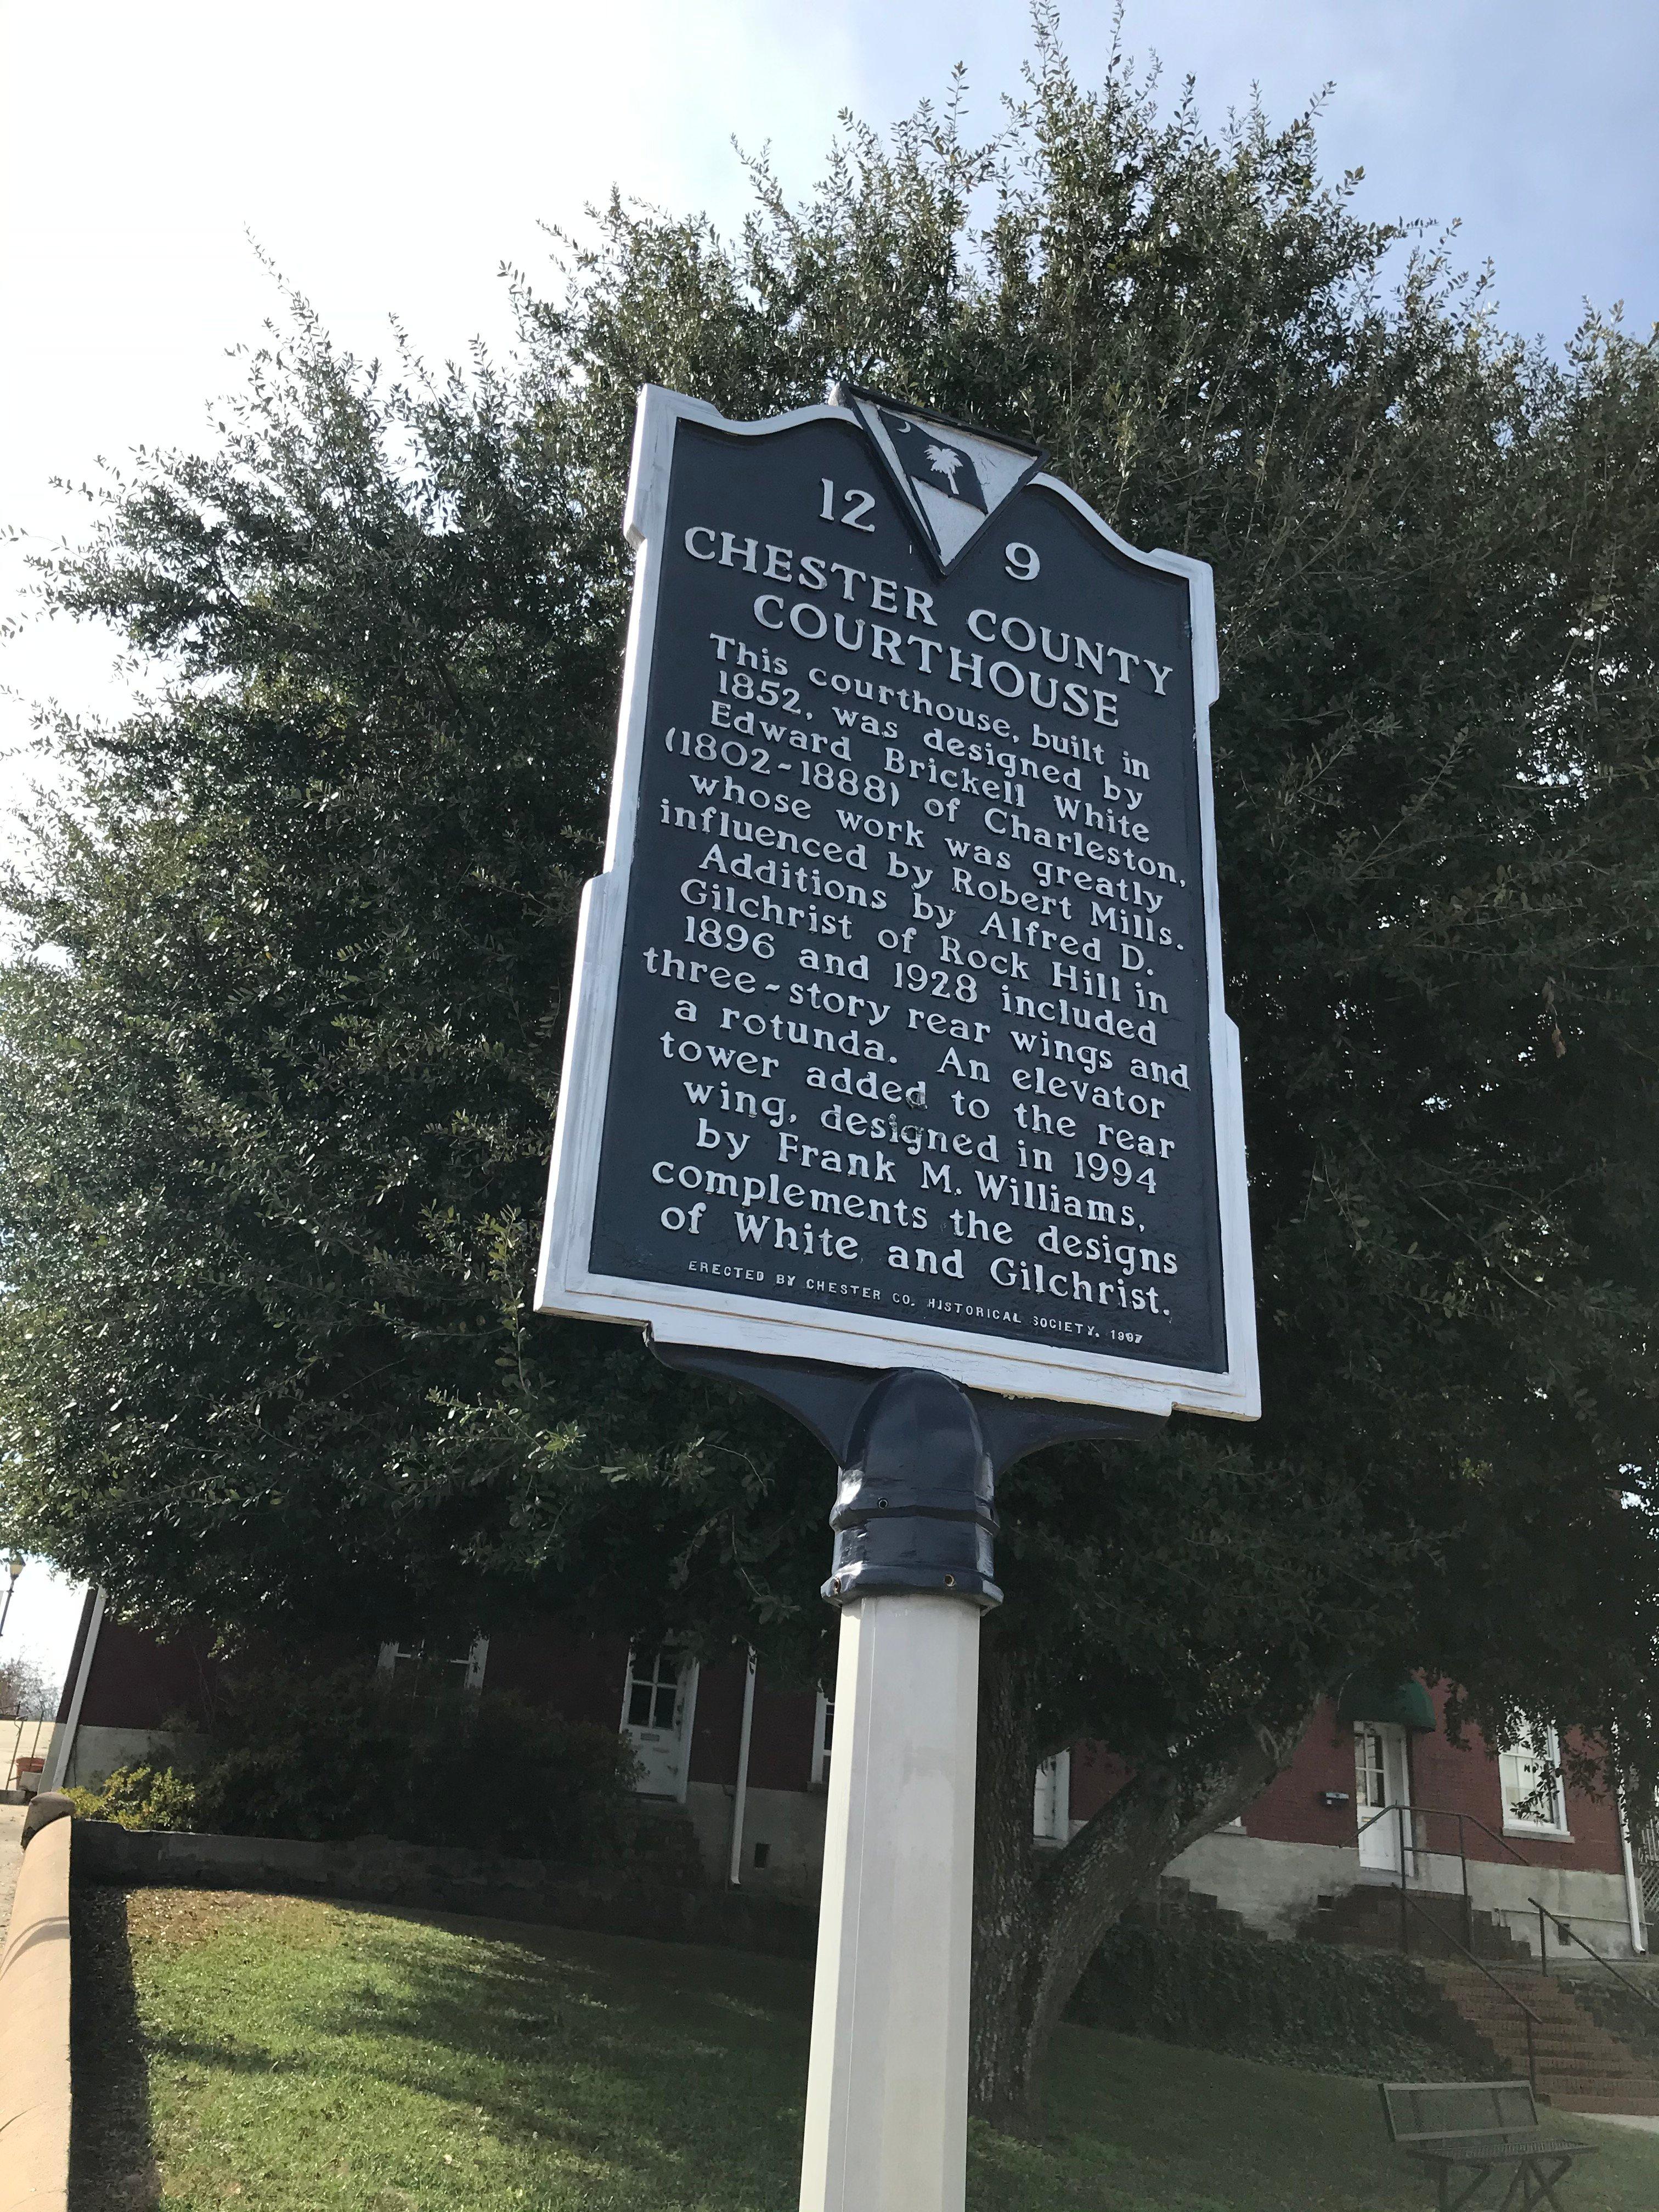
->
<box><xmin>1125</xmin><ymin>1874</ymin><xmax>1261</xmax><ymax>1942</ymax></box>
<box><xmin>1443</xmin><ymin>1993</ymin><xmax>1605</xmax><ymax>2013</ymax></box>
<box><xmin>1421</xmin><ymin>1960</ymin><xmax>1659</xmax><ymax>2111</ymax></box>
<box><xmin>1499</xmin><ymin>2053</ymin><xmax>1654</xmax><ymax>2075</ymax></box>
<box><xmin>1482</xmin><ymin>2044</ymin><xmax>1644</xmax><ymax>2064</ymax></box>
<box><xmin>1467</xmin><ymin>2045</ymin><xmax>1618</xmax><ymax>2062</ymax></box>
<box><xmin>1492</xmin><ymin>2053</ymin><xmax>1651</xmax><ymax>2073</ymax></box>
<box><xmin>1300</xmin><ymin>1887</ymin><xmax>1531</xmax><ymax>1962</ymax></box>
<box><xmin>1531</xmin><ymin>2070</ymin><xmax>1659</xmax><ymax>2088</ymax></box>
<box><xmin>1435</xmin><ymin>1999</ymin><xmax>1584</xmax><ymax>2020</ymax></box>
<box><xmin>1453</xmin><ymin>2005</ymin><xmax>1615</xmax><ymax>2022</ymax></box>
<box><xmin>1502</xmin><ymin>2062</ymin><xmax>1647</xmax><ymax>2081</ymax></box>
<box><xmin>1463</xmin><ymin>2033</ymin><xmax>1630</xmax><ymax>2056</ymax></box>
<box><xmin>1433</xmin><ymin>1977</ymin><xmax>1590</xmax><ymax>2007</ymax></box>
<box><xmin>1460</xmin><ymin>2024</ymin><xmax>1609</xmax><ymax>2041</ymax></box>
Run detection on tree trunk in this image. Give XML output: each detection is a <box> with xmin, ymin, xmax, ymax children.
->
<box><xmin>967</xmin><ymin>1645</ymin><xmax>1046</xmax><ymax>2131</ymax></box>
<box><xmin>968</xmin><ymin>1643</ymin><xmax>1315</xmax><ymax>2132</ymax></box>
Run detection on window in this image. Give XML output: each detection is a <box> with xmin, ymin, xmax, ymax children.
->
<box><xmin>812</xmin><ymin>1688</ymin><xmax>834</xmax><ymax>1787</ymax></box>
<box><xmin>1500</xmin><ymin>1724</ymin><xmax>1568</xmax><ymax>1834</ymax></box>
<box><xmin>376</xmin><ymin>1634</ymin><xmax>489</xmax><ymax>1691</ymax></box>
<box><xmin>1033</xmin><ymin>1752</ymin><xmax>1071</xmax><ymax>1842</ymax></box>
<box><xmin>1354</xmin><ymin>1725</ymin><xmax>1389</xmax><ymax>1813</ymax></box>
<box><xmin>625</xmin><ymin>1650</ymin><xmax>680</xmax><ymax>1731</ymax></box>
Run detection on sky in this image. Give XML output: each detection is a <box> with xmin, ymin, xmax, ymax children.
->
<box><xmin>0</xmin><ymin>1556</ymin><xmax>82</xmax><ymax>1709</ymax></box>
<box><xmin>1</xmin><ymin>0</ymin><xmax>1655</xmax><ymax>1684</ymax></box>
<box><xmin>3</xmin><ymin>1</ymin><xmax>1656</xmax><ymax>796</ymax></box>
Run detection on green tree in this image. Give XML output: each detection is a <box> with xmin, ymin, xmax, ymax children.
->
<box><xmin>5</xmin><ymin>25</ymin><xmax>1659</xmax><ymax>2126</ymax></box>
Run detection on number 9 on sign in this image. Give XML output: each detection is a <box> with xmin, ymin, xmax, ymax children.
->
<box><xmin>1005</xmin><ymin>541</ymin><xmax>1040</xmax><ymax>580</ymax></box>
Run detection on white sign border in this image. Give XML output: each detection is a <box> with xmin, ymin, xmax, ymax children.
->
<box><xmin>535</xmin><ymin>385</ymin><xmax>1259</xmax><ymax>1421</ymax></box>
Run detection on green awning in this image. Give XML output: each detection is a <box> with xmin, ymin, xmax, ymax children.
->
<box><xmin>1337</xmin><ymin>1671</ymin><xmax>1436</xmax><ymax>1732</ymax></box>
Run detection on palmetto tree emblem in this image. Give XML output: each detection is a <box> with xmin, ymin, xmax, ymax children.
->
<box><xmin>876</xmin><ymin>404</ymin><xmax>995</xmax><ymax>528</ymax></box>
<box><xmin>926</xmin><ymin>442</ymin><xmax>964</xmax><ymax>495</ymax></box>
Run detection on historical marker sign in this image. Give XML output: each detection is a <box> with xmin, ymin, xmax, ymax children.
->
<box><xmin>536</xmin><ymin>385</ymin><xmax>1257</xmax><ymax>1419</ymax></box>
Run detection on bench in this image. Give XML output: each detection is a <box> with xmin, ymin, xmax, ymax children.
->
<box><xmin>1380</xmin><ymin>2080</ymin><xmax>1596</xmax><ymax>2210</ymax></box>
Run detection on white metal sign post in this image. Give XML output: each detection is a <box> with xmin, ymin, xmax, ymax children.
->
<box><xmin>802</xmin><ymin>1590</ymin><xmax>979</xmax><ymax>2212</ymax></box>
<box><xmin>538</xmin><ymin>383</ymin><xmax>1257</xmax><ymax>2211</ymax></box>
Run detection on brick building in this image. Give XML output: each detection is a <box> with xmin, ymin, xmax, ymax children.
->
<box><xmin>54</xmin><ymin>1594</ymin><xmax>1650</xmax><ymax>1958</ymax></box>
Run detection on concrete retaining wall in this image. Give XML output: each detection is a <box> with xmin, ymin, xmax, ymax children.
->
<box><xmin>1463</xmin><ymin>1859</ymin><xmax>1638</xmax><ymax>1961</ymax></box>
<box><xmin>1165</xmin><ymin>1826</ymin><xmax>1643</xmax><ymax>1956</ymax></box>
<box><xmin>53</xmin><ymin>1726</ymin><xmax>154</xmax><ymax>1793</ymax></box>
<box><xmin>684</xmin><ymin>1780</ymin><xmax>830</xmax><ymax>1900</ymax></box>
<box><xmin>71</xmin><ymin>1820</ymin><xmax>819</xmax><ymax>1958</ymax></box>
<box><xmin>1167</xmin><ymin>1829</ymin><xmax>1358</xmax><ymax>1939</ymax></box>
<box><xmin>0</xmin><ymin>1807</ymin><xmax>72</xmax><ymax>2211</ymax></box>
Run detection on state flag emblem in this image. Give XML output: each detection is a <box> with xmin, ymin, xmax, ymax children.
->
<box><xmin>837</xmin><ymin>382</ymin><xmax>1044</xmax><ymax>571</ymax></box>
<box><xmin>876</xmin><ymin>409</ymin><xmax>989</xmax><ymax>515</ymax></box>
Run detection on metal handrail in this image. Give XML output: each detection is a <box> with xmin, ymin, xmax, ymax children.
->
<box><xmin>1350</xmin><ymin>1803</ymin><xmax>1549</xmax><ymax>2086</ymax></box>
<box><xmin>1357</xmin><ymin>1803</ymin><xmax>1482</xmax><ymax>1956</ymax></box>
<box><xmin>1346</xmin><ymin>1801</ymin><xmax>1659</xmax><ymax>2086</ymax></box>
<box><xmin>1354</xmin><ymin>1802</ymin><xmax>1566</xmax><ymax>1961</ymax></box>
<box><xmin>3</xmin><ymin>1713</ymin><xmax>48</xmax><ymax>1795</ymax></box>
<box><xmin>1355</xmin><ymin>1800</ymin><xmax>1536</xmax><ymax>1870</ymax></box>
<box><xmin>1355</xmin><ymin>1801</ymin><xmax>1655</xmax><ymax>2010</ymax></box>
<box><xmin>1391</xmin><ymin>1886</ymin><xmax>1544</xmax><ymax>2091</ymax></box>
<box><xmin>1528</xmin><ymin>1895</ymin><xmax>1659</xmax><ymax>2010</ymax></box>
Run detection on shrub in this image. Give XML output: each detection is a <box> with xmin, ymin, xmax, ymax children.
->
<box><xmin>1066</xmin><ymin>1925</ymin><xmax>1487</xmax><ymax>2079</ymax></box>
<box><xmin>64</xmin><ymin>1762</ymin><xmax>200</xmax><ymax>1831</ymax></box>
<box><xmin>70</xmin><ymin>1663</ymin><xmax>640</xmax><ymax>1861</ymax></box>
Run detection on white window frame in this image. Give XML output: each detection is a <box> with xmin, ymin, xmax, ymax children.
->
<box><xmin>620</xmin><ymin>1647</ymin><xmax>689</xmax><ymax>1735</ymax></box>
<box><xmin>811</xmin><ymin>1688</ymin><xmax>834</xmax><ymax>1789</ymax></box>
<box><xmin>376</xmin><ymin>1633</ymin><xmax>489</xmax><ymax>1691</ymax></box>
<box><xmin>1500</xmin><ymin>1722</ymin><xmax>1571</xmax><ymax>1838</ymax></box>
<box><xmin>1033</xmin><ymin>1751</ymin><xmax>1072</xmax><ymax>1843</ymax></box>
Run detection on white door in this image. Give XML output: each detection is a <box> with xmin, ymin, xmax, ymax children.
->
<box><xmin>1355</xmin><ymin>1722</ymin><xmax>1412</xmax><ymax>1875</ymax></box>
<box><xmin>622</xmin><ymin>1650</ymin><xmax>699</xmax><ymax>1798</ymax></box>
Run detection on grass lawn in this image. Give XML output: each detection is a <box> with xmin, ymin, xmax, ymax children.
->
<box><xmin>70</xmin><ymin>1886</ymin><xmax>1659</xmax><ymax>2211</ymax></box>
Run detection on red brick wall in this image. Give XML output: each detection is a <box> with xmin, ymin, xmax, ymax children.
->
<box><xmin>74</xmin><ymin>1616</ymin><xmax>228</xmax><ymax>1730</ymax></box>
<box><xmin>1242</xmin><ymin>1686</ymin><xmax>1623</xmax><ymax>1877</ymax></box>
<box><xmin>1240</xmin><ymin>1704</ymin><xmax>1361</xmax><ymax>1848</ymax></box>
<box><xmin>483</xmin><ymin>1626</ymin><xmax>631</xmax><ymax>1733</ymax></box>
<box><xmin>1406</xmin><ymin>1688</ymin><xmax>1622</xmax><ymax>1876</ymax></box>
<box><xmin>1065</xmin><ymin>1683</ymin><xmax>1622</xmax><ymax>1880</ymax></box>
<box><xmin>76</xmin><ymin>1615</ymin><xmax>639</xmax><ymax>1738</ymax></box>
<box><xmin>483</xmin><ymin>1634</ymin><xmax>820</xmax><ymax>1795</ymax></box>
<box><xmin>1068</xmin><ymin>1740</ymin><xmax>1128</xmax><ymax>1823</ymax></box>
<box><xmin>74</xmin><ymin>1614</ymin><xmax>1622</xmax><ymax>1882</ymax></box>
<box><xmin>687</xmin><ymin>1655</ymin><xmax>746</xmax><ymax>1785</ymax></box>
<box><xmin>683</xmin><ymin>1658</ymin><xmax>820</xmax><ymax>1791</ymax></box>
<box><xmin>746</xmin><ymin>1680</ymin><xmax>821</xmax><ymax>1793</ymax></box>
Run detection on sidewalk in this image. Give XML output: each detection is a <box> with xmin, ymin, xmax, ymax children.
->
<box><xmin>0</xmin><ymin>1804</ymin><xmax>27</xmax><ymax>1936</ymax></box>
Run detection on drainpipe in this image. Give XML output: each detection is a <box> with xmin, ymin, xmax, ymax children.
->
<box><xmin>45</xmin><ymin>1585</ymin><xmax>106</xmax><ymax>1792</ymax></box>
<box><xmin>1617</xmin><ymin>1779</ymin><xmax>1646</xmax><ymax>1956</ymax></box>
<box><xmin>727</xmin><ymin>1648</ymin><xmax>758</xmax><ymax>1887</ymax></box>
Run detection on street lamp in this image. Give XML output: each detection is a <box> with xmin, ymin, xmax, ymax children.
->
<box><xmin>0</xmin><ymin>1555</ymin><xmax>24</xmax><ymax>1643</ymax></box>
